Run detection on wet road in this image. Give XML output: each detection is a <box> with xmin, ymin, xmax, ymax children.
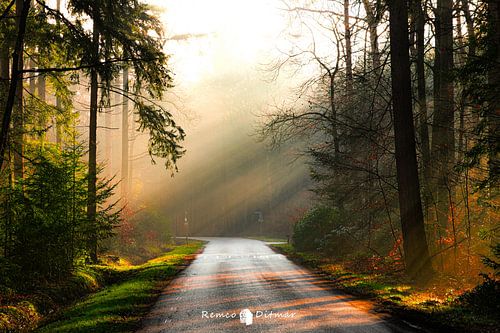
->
<box><xmin>138</xmin><ymin>237</ymin><xmax>421</xmax><ymax>333</ymax></box>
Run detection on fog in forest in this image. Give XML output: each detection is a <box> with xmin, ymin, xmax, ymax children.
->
<box><xmin>90</xmin><ymin>0</ymin><xmax>312</xmax><ymax>237</ymax></box>
<box><xmin>2</xmin><ymin>0</ymin><xmax>498</xmax><ymax>329</ymax></box>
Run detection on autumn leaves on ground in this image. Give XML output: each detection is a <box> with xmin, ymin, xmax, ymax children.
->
<box><xmin>272</xmin><ymin>243</ymin><xmax>499</xmax><ymax>332</ymax></box>
<box><xmin>0</xmin><ymin>0</ymin><xmax>499</xmax><ymax>332</ymax></box>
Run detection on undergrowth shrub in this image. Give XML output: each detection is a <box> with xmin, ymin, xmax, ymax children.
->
<box><xmin>0</xmin><ymin>141</ymin><xmax>120</xmax><ymax>289</ymax></box>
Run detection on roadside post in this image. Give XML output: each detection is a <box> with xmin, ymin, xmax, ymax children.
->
<box><xmin>184</xmin><ymin>211</ymin><xmax>189</xmax><ymax>245</ymax></box>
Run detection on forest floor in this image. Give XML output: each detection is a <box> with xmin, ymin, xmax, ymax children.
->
<box><xmin>271</xmin><ymin>243</ymin><xmax>500</xmax><ymax>333</ymax></box>
<box><xmin>0</xmin><ymin>242</ymin><xmax>203</xmax><ymax>333</ymax></box>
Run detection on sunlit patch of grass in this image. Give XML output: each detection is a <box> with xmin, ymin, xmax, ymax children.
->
<box><xmin>35</xmin><ymin>242</ymin><xmax>203</xmax><ymax>333</ymax></box>
<box><xmin>99</xmin><ymin>255</ymin><xmax>133</xmax><ymax>269</ymax></box>
<box><xmin>272</xmin><ymin>243</ymin><xmax>293</xmax><ymax>253</ymax></box>
<box><xmin>73</xmin><ymin>269</ymin><xmax>100</xmax><ymax>291</ymax></box>
<box><xmin>246</xmin><ymin>236</ymin><xmax>288</xmax><ymax>243</ymax></box>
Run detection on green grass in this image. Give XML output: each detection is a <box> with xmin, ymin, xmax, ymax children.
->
<box><xmin>35</xmin><ymin>242</ymin><xmax>202</xmax><ymax>333</ymax></box>
<box><xmin>246</xmin><ymin>236</ymin><xmax>288</xmax><ymax>243</ymax></box>
<box><xmin>271</xmin><ymin>243</ymin><xmax>499</xmax><ymax>333</ymax></box>
<box><xmin>272</xmin><ymin>243</ymin><xmax>323</xmax><ymax>265</ymax></box>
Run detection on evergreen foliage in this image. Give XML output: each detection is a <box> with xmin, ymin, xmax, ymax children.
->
<box><xmin>0</xmin><ymin>140</ymin><xmax>119</xmax><ymax>288</ymax></box>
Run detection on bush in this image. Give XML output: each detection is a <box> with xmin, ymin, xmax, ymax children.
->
<box><xmin>457</xmin><ymin>274</ymin><xmax>500</xmax><ymax>316</ymax></box>
<box><xmin>293</xmin><ymin>205</ymin><xmax>332</xmax><ymax>252</ymax></box>
<box><xmin>293</xmin><ymin>205</ymin><xmax>355</xmax><ymax>256</ymax></box>
<box><xmin>108</xmin><ymin>208</ymin><xmax>172</xmax><ymax>262</ymax></box>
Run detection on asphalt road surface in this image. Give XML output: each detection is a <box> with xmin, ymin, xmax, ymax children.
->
<box><xmin>138</xmin><ymin>237</ymin><xmax>423</xmax><ymax>333</ymax></box>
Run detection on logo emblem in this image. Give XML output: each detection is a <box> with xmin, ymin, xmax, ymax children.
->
<box><xmin>239</xmin><ymin>308</ymin><xmax>253</xmax><ymax>326</ymax></box>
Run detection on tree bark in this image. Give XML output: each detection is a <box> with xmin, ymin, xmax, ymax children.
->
<box><xmin>462</xmin><ymin>0</ymin><xmax>476</xmax><ymax>58</ymax></box>
<box><xmin>0</xmin><ymin>44</ymin><xmax>8</xmax><ymax>180</ymax></box>
<box><xmin>412</xmin><ymin>0</ymin><xmax>432</xmax><ymax>213</ymax></box>
<box><xmin>0</xmin><ymin>0</ymin><xmax>30</xmax><ymax>173</ymax></box>
<box><xmin>38</xmin><ymin>72</ymin><xmax>46</xmax><ymax>144</ymax></box>
<box><xmin>128</xmin><ymin>108</ymin><xmax>137</xmax><ymax>192</ymax></box>
<box><xmin>344</xmin><ymin>0</ymin><xmax>353</xmax><ymax>94</ymax></box>
<box><xmin>389</xmin><ymin>0</ymin><xmax>434</xmax><ymax>281</ymax></box>
<box><xmin>55</xmin><ymin>0</ymin><xmax>62</xmax><ymax>146</ymax></box>
<box><xmin>29</xmin><ymin>58</ymin><xmax>36</xmax><ymax>95</ymax></box>
<box><xmin>121</xmin><ymin>66</ymin><xmax>129</xmax><ymax>199</ymax></box>
<box><xmin>362</xmin><ymin>0</ymin><xmax>381</xmax><ymax>74</ymax></box>
<box><xmin>0</xmin><ymin>43</ymin><xmax>9</xmax><ymax>119</ymax></box>
<box><xmin>415</xmin><ymin>0</ymin><xmax>430</xmax><ymax>174</ymax></box>
<box><xmin>104</xmin><ymin>86</ymin><xmax>113</xmax><ymax>177</ymax></box>
<box><xmin>87</xmin><ymin>9</ymin><xmax>99</xmax><ymax>263</ymax></box>
<box><xmin>487</xmin><ymin>0</ymin><xmax>500</xmax><ymax>182</ymax></box>
<box><xmin>13</xmin><ymin>0</ymin><xmax>26</xmax><ymax>180</ymax></box>
<box><xmin>431</xmin><ymin>0</ymin><xmax>455</xmax><ymax>229</ymax></box>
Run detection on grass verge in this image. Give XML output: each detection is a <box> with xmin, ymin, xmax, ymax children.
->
<box><xmin>245</xmin><ymin>236</ymin><xmax>288</xmax><ymax>243</ymax></box>
<box><xmin>36</xmin><ymin>242</ymin><xmax>203</xmax><ymax>333</ymax></box>
<box><xmin>0</xmin><ymin>242</ymin><xmax>203</xmax><ymax>333</ymax></box>
<box><xmin>271</xmin><ymin>243</ymin><xmax>499</xmax><ymax>333</ymax></box>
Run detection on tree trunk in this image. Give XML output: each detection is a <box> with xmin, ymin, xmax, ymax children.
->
<box><xmin>128</xmin><ymin>111</ymin><xmax>136</xmax><ymax>193</ymax></box>
<box><xmin>0</xmin><ymin>0</ymin><xmax>30</xmax><ymax>173</ymax></box>
<box><xmin>415</xmin><ymin>0</ymin><xmax>430</xmax><ymax>173</ymax></box>
<box><xmin>462</xmin><ymin>0</ymin><xmax>476</xmax><ymax>58</ymax></box>
<box><xmin>457</xmin><ymin>0</ymin><xmax>475</xmax><ymax>164</ymax></box>
<box><xmin>29</xmin><ymin>58</ymin><xmax>36</xmax><ymax>95</ymax></box>
<box><xmin>0</xmin><ymin>43</ymin><xmax>8</xmax><ymax>120</ymax></box>
<box><xmin>55</xmin><ymin>0</ymin><xmax>62</xmax><ymax>146</ymax></box>
<box><xmin>330</xmin><ymin>74</ymin><xmax>339</xmax><ymax>155</ymax></box>
<box><xmin>13</xmin><ymin>0</ymin><xmax>26</xmax><ymax>180</ymax></box>
<box><xmin>55</xmin><ymin>98</ymin><xmax>62</xmax><ymax>145</ymax></box>
<box><xmin>362</xmin><ymin>0</ymin><xmax>380</xmax><ymax>74</ymax></box>
<box><xmin>0</xmin><ymin>45</ymin><xmax>8</xmax><ymax>179</ymax></box>
<box><xmin>87</xmin><ymin>12</ymin><xmax>99</xmax><ymax>264</ymax></box>
<box><xmin>344</xmin><ymin>0</ymin><xmax>353</xmax><ymax>94</ymax></box>
<box><xmin>412</xmin><ymin>0</ymin><xmax>432</xmax><ymax>214</ymax></box>
<box><xmin>431</xmin><ymin>0</ymin><xmax>455</xmax><ymax>230</ymax></box>
<box><xmin>487</xmin><ymin>0</ymin><xmax>500</xmax><ymax>182</ymax></box>
<box><xmin>389</xmin><ymin>0</ymin><xmax>434</xmax><ymax>281</ymax></box>
<box><xmin>104</xmin><ymin>87</ymin><xmax>113</xmax><ymax>178</ymax></box>
<box><xmin>38</xmin><ymin>72</ymin><xmax>46</xmax><ymax>145</ymax></box>
<box><xmin>121</xmin><ymin>67</ymin><xmax>129</xmax><ymax>199</ymax></box>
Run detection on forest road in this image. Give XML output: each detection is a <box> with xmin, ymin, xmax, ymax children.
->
<box><xmin>137</xmin><ymin>237</ymin><xmax>424</xmax><ymax>333</ymax></box>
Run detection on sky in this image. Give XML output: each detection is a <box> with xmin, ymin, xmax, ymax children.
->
<box><xmin>149</xmin><ymin>0</ymin><xmax>287</xmax><ymax>86</ymax></box>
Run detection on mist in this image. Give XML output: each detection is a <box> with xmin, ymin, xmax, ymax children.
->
<box><xmin>93</xmin><ymin>0</ymin><xmax>313</xmax><ymax>237</ymax></box>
